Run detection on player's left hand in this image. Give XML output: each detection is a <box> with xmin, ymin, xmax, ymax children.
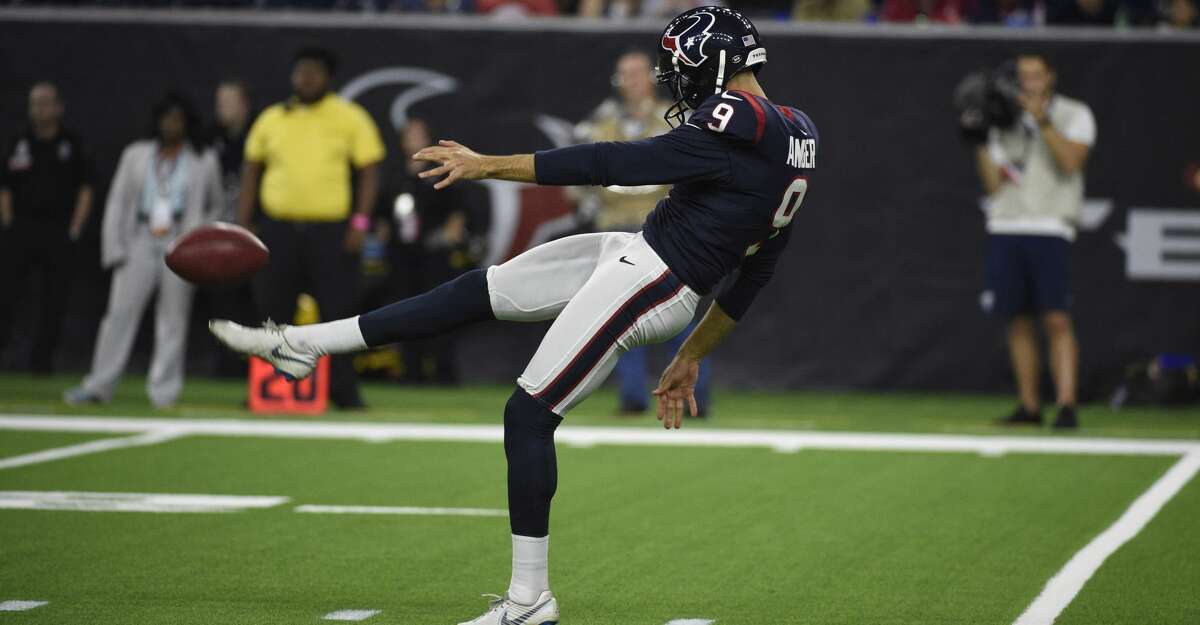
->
<box><xmin>653</xmin><ymin>355</ymin><xmax>700</xmax><ymax>429</ymax></box>
<box><xmin>412</xmin><ymin>140</ymin><xmax>488</xmax><ymax>190</ymax></box>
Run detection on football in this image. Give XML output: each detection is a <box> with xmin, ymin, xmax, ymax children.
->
<box><xmin>165</xmin><ymin>222</ymin><xmax>269</xmax><ymax>285</ymax></box>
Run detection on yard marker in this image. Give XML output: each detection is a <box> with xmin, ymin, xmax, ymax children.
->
<box><xmin>322</xmin><ymin>609</ymin><xmax>382</xmax><ymax>621</ymax></box>
<box><xmin>0</xmin><ymin>491</ymin><xmax>288</xmax><ymax>513</ymax></box>
<box><xmin>0</xmin><ymin>600</ymin><xmax>48</xmax><ymax>611</ymax></box>
<box><xmin>1012</xmin><ymin>451</ymin><xmax>1200</xmax><ymax>625</ymax></box>
<box><xmin>297</xmin><ymin>504</ymin><xmax>507</xmax><ymax>517</ymax></box>
<box><xmin>0</xmin><ymin>429</ymin><xmax>185</xmax><ymax>471</ymax></box>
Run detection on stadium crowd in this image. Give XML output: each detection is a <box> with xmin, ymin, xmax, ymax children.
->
<box><xmin>0</xmin><ymin>0</ymin><xmax>1196</xmax><ymax>26</ymax></box>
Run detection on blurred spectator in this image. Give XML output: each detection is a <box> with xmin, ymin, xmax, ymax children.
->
<box><xmin>376</xmin><ymin>0</ymin><xmax>473</xmax><ymax>11</ymax></box>
<box><xmin>201</xmin><ymin>80</ymin><xmax>258</xmax><ymax>377</ymax></box>
<box><xmin>1165</xmin><ymin>0</ymin><xmax>1199</xmax><ymax>26</ymax></box>
<box><xmin>1047</xmin><ymin>0</ymin><xmax>1117</xmax><ymax>24</ymax></box>
<box><xmin>64</xmin><ymin>92</ymin><xmax>223</xmax><ymax>408</ymax></box>
<box><xmin>576</xmin><ymin>0</ymin><xmax>717</xmax><ymax>18</ymax></box>
<box><xmin>971</xmin><ymin>0</ymin><xmax>1037</xmax><ymax>25</ymax></box>
<box><xmin>0</xmin><ymin>81</ymin><xmax>94</xmax><ymax>374</ymax></box>
<box><xmin>373</xmin><ymin>119</ymin><xmax>487</xmax><ymax>384</ymax></box>
<box><xmin>792</xmin><ymin>0</ymin><xmax>870</xmax><ymax>21</ymax></box>
<box><xmin>476</xmin><ymin>0</ymin><xmax>558</xmax><ymax>15</ymax></box>
<box><xmin>973</xmin><ymin>53</ymin><xmax>1094</xmax><ymax>429</ymax></box>
<box><xmin>576</xmin><ymin>50</ymin><xmax>711</xmax><ymax>415</ymax></box>
<box><xmin>881</xmin><ymin>0</ymin><xmax>967</xmax><ymax>22</ymax></box>
<box><xmin>239</xmin><ymin>46</ymin><xmax>385</xmax><ymax>409</ymax></box>
<box><xmin>209</xmin><ymin>80</ymin><xmax>251</xmax><ymax>221</ymax></box>
<box><xmin>1186</xmin><ymin>162</ymin><xmax>1200</xmax><ymax>193</ymax></box>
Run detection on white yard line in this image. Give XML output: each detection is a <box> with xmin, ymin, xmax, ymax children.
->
<box><xmin>0</xmin><ymin>414</ymin><xmax>1197</xmax><ymax>457</ymax></box>
<box><xmin>296</xmin><ymin>504</ymin><xmax>507</xmax><ymax>517</ymax></box>
<box><xmin>321</xmin><ymin>609</ymin><xmax>382</xmax><ymax>621</ymax></box>
<box><xmin>0</xmin><ymin>490</ymin><xmax>288</xmax><ymax>513</ymax></box>
<box><xmin>0</xmin><ymin>429</ymin><xmax>185</xmax><ymax>471</ymax></box>
<box><xmin>0</xmin><ymin>600</ymin><xmax>48</xmax><ymax>612</ymax></box>
<box><xmin>1012</xmin><ymin>451</ymin><xmax>1200</xmax><ymax>625</ymax></box>
<box><xmin>2</xmin><ymin>414</ymin><xmax>1198</xmax><ymax>624</ymax></box>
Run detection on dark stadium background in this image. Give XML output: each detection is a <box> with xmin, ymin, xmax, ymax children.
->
<box><xmin>1</xmin><ymin>14</ymin><xmax>1197</xmax><ymax>395</ymax></box>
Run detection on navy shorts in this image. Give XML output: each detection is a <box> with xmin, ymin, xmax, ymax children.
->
<box><xmin>983</xmin><ymin>234</ymin><xmax>1072</xmax><ymax>319</ymax></box>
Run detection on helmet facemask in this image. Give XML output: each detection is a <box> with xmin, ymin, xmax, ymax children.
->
<box><xmin>656</xmin><ymin>51</ymin><xmax>716</xmax><ymax>129</ymax></box>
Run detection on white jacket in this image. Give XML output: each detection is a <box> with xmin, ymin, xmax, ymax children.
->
<box><xmin>101</xmin><ymin>140</ymin><xmax>224</xmax><ymax>268</ymax></box>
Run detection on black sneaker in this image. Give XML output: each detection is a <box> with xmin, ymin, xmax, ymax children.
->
<box><xmin>997</xmin><ymin>406</ymin><xmax>1042</xmax><ymax>426</ymax></box>
<box><xmin>1052</xmin><ymin>405</ymin><xmax>1079</xmax><ymax>430</ymax></box>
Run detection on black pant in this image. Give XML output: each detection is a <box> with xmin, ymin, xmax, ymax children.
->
<box><xmin>388</xmin><ymin>246</ymin><xmax>464</xmax><ymax>385</ymax></box>
<box><xmin>0</xmin><ymin>222</ymin><xmax>76</xmax><ymax>373</ymax></box>
<box><xmin>253</xmin><ymin>216</ymin><xmax>361</xmax><ymax>404</ymax></box>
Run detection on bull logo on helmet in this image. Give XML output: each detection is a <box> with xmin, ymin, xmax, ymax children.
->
<box><xmin>660</xmin><ymin>10</ymin><xmax>716</xmax><ymax>68</ymax></box>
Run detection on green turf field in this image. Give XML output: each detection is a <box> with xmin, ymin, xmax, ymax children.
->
<box><xmin>1</xmin><ymin>374</ymin><xmax>1198</xmax><ymax>624</ymax></box>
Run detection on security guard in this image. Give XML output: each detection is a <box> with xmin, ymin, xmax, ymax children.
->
<box><xmin>0</xmin><ymin>81</ymin><xmax>93</xmax><ymax>374</ymax></box>
<box><xmin>239</xmin><ymin>47</ymin><xmax>385</xmax><ymax>409</ymax></box>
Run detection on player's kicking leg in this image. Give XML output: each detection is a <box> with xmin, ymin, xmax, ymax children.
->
<box><xmin>209</xmin><ymin>232</ymin><xmax>615</xmax><ymax>380</ymax></box>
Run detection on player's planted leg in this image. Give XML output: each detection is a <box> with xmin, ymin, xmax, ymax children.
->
<box><xmin>459</xmin><ymin>388</ymin><xmax>562</xmax><ymax>625</ymax></box>
<box><xmin>209</xmin><ymin>269</ymin><xmax>494</xmax><ymax>379</ymax></box>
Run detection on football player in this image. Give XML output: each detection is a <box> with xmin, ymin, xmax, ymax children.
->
<box><xmin>211</xmin><ymin>7</ymin><xmax>818</xmax><ymax>624</ymax></box>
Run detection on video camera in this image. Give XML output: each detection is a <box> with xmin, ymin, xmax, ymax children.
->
<box><xmin>953</xmin><ymin>60</ymin><xmax>1022</xmax><ymax>146</ymax></box>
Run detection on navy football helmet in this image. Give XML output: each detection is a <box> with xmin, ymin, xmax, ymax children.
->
<box><xmin>656</xmin><ymin>6</ymin><xmax>767</xmax><ymax>127</ymax></box>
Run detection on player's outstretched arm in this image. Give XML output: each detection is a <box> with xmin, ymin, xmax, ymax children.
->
<box><xmin>653</xmin><ymin>303</ymin><xmax>738</xmax><ymax>430</ymax></box>
<box><xmin>413</xmin><ymin>140</ymin><xmax>535</xmax><ymax>190</ymax></box>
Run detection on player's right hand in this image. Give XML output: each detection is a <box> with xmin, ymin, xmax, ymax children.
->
<box><xmin>413</xmin><ymin>140</ymin><xmax>487</xmax><ymax>190</ymax></box>
<box><xmin>653</xmin><ymin>355</ymin><xmax>700</xmax><ymax>429</ymax></box>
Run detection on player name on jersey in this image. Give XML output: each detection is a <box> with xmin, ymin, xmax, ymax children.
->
<box><xmin>787</xmin><ymin>137</ymin><xmax>816</xmax><ymax>169</ymax></box>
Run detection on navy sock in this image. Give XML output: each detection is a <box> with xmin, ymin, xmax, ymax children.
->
<box><xmin>504</xmin><ymin>387</ymin><xmax>563</xmax><ymax>537</ymax></box>
<box><xmin>357</xmin><ymin>269</ymin><xmax>494</xmax><ymax>348</ymax></box>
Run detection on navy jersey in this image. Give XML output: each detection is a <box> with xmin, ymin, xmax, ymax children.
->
<box><xmin>534</xmin><ymin>90</ymin><xmax>818</xmax><ymax>320</ymax></box>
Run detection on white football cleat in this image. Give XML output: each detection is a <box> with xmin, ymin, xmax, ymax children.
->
<box><xmin>457</xmin><ymin>591</ymin><xmax>559</xmax><ymax>625</ymax></box>
<box><xmin>208</xmin><ymin>319</ymin><xmax>318</xmax><ymax>381</ymax></box>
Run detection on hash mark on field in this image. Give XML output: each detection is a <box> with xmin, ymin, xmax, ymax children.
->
<box><xmin>322</xmin><ymin>609</ymin><xmax>382</xmax><ymax>621</ymax></box>
<box><xmin>297</xmin><ymin>504</ymin><xmax>506</xmax><ymax>517</ymax></box>
<box><xmin>665</xmin><ymin>619</ymin><xmax>714</xmax><ymax>625</ymax></box>
<box><xmin>0</xmin><ymin>600</ymin><xmax>48</xmax><ymax>611</ymax></box>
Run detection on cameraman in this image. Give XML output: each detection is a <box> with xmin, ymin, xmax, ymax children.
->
<box><xmin>972</xmin><ymin>53</ymin><xmax>1095</xmax><ymax>429</ymax></box>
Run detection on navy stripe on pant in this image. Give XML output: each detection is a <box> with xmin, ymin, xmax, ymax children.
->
<box><xmin>533</xmin><ymin>270</ymin><xmax>685</xmax><ymax>409</ymax></box>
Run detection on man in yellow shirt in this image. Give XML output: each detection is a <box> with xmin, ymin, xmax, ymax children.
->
<box><xmin>238</xmin><ymin>47</ymin><xmax>385</xmax><ymax>409</ymax></box>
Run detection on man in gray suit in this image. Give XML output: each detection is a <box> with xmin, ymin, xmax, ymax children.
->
<box><xmin>65</xmin><ymin>93</ymin><xmax>223</xmax><ymax>408</ymax></box>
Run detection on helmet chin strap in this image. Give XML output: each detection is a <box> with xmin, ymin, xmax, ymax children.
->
<box><xmin>714</xmin><ymin>49</ymin><xmax>727</xmax><ymax>94</ymax></box>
